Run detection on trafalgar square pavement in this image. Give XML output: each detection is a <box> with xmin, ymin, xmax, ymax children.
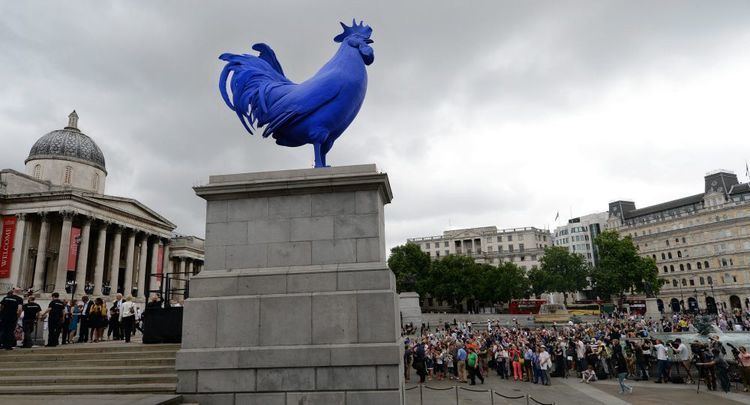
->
<box><xmin>176</xmin><ymin>164</ymin><xmax>404</xmax><ymax>405</ymax></box>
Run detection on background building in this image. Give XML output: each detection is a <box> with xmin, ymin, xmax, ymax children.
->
<box><xmin>408</xmin><ymin>225</ymin><xmax>552</xmax><ymax>271</ymax></box>
<box><xmin>0</xmin><ymin>112</ymin><xmax>203</xmax><ymax>303</ymax></box>
<box><xmin>553</xmin><ymin>212</ymin><xmax>608</xmax><ymax>267</ymax></box>
<box><xmin>608</xmin><ymin>170</ymin><xmax>750</xmax><ymax>314</ymax></box>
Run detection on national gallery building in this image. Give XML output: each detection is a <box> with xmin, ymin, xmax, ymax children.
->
<box><xmin>0</xmin><ymin>112</ymin><xmax>203</xmax><ymax>302</ymax></box>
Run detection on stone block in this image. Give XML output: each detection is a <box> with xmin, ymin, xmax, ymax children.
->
<box><xmin>311</xmin><ymin>192</ymin><xmax>356</xmax><ymax>216</ymax></box>
<box><xmin>268</xmin><ymin>242</ymin><xmax>311</xmax><ymax>267</ymax></box>
<box><xmin>334</xmin><ymin>215</ymin><xmax>379</xmax><ymax>239</ymax></box>
<box><xmin>256</xmin><ymin>368</ymin><xmax>315</xmax><ymax>391</ymax></box>
<box><xmin>236</xmin><ymin>393</ymin><xmax>285</xmax><ymax>405</ymax></box>
<box><xmin>338</xmin><ymin>269</ymin><xmax>392</xmax><ymax>291</ymax></box>
<box><xmin>197</xmin><ymin>369</ymin><xmax>255</xmax><ymax>392</ymax></box>
<box><xmin>216</xmin><ymin>297</ymin><xmax>260</xmax><ymax>348</ymax></box>
<box><xmin>329</xmin><ymin>344</ymin><xmax>401</xmax><ymax>366</ymax></box>
<box><xmin>189</xmin><ymin>275</ymin><xmax>238</xmax><ymax>298</ymax></box>
<box><xmin>290</xmin><ymin>217</ymin><xmax>334</xmax><ymax>241</ymax></box>
<box><xmin>356</xmin><ymin>237</ymin><xmax>381</xmax><ymax>263</ymax></box>
<box><xmin>226</xmin><ymin>244</ymin><xmax>268</xmax><ymax>269</ymax></box>
<box><xmin>346</xmin><ymin>391</ymin><xmax>401</xmax><ymax>405</ymax></box>
<box><xmin>315</xmin><ymin>366</ymin><xmax>377</xmax><ymax>390</ymax></box>
<box><xmin>236</xmin><ymin>274</ymin><xmax>287</xmax><ymax>295</ymax></box>
<box><xmin>183</xmin><ymin>299</ymin><xmax>217</xmax><ymax>348</ymax></box>
<box><xmin>207</xmin><ymin>200</ymin><xmax>228</xmax><ymax>223</ymax></box>
<box><xmin>312</xmin><ymin>293</ymin><xmax>357</xmax><ymax>344</ymax></box>
<box><xmin>228</xmin><ymin>198</ymin><xmax>268</xmax><ymax>220</ymax></box>
<box><xmin>247</xmin><ymin>218</ymin><xmax>291</xmax><ymax>244</ymax></box>
<box><xmin>206</xmin><ymin>222</ymin><xmax>248</xmax><ymax>247</ymax></box>
<box><xmin>311</xmin><ymin>239</ymin><xmax>356</xmax><ymax>265</ymax></box>
<box><xmin>268</xmin><ymin>195</ymin><xmax>311</xmax><ymax>218</ymax></box>
<box><xmin>357</xmin><ymin>292</ymin><xmax>397</xmax><ymax>343</ymax></box>
<box><xmin>204</xmin><ymin>246</ymin><xmax>226</xmax><ymax>271</ymax></box>
<box><xmin>176</xmin><ymin>370</ymin><xmax>197</xmax><ymax>393</ymax></box>
<box><xmin>376</xmin><ymin>365</ymin><xmax>400</xmax><ymax>389</ymax></box>
<box><xmin>259</xmin><ymin>295</ymin><xmax>312</xmax><ymax>346</ymax></box>
<box><xmin>239</xmin><ymin>346</ymin><xmax>330</xmax><ymax>368</ymax></box>
<box><xmin>181</xmin><ymin>394</ymin><xmax>234</xmax><ymax>405</ymax></box>
<box><xmin>355</xmin><ymin>190</ymin><xmax>379</xmax><ymax>214</ymax></box>
<box><xmin>176</xmin><ymin>348</ymin><xmax>239</xmax><ymax>370</ymax></box>
<box><xmin>286</xmin><ymin>392</ymin><xmax>345</xmax><ymax>405</ymax></box>
<box><xmin>287</xmin><ymin>272</ymin><xmax>337</xmax><ymax>293</ymax></box>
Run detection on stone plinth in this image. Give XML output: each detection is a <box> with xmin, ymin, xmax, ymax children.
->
<box><xmin>398</xmin><ymin>292</ymin><xmax>422</xmax><ymax>327</ymax></box>
<box><xmin>177</xmin><ymin>164</ymin><xmax>404</xmax><ymax>405</ymax></box>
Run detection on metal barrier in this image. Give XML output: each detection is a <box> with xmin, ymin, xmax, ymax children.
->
<box><xmin>404</xmin><ymin>384</ymin><xmax>556</xmax><ymax>405</ymax></box>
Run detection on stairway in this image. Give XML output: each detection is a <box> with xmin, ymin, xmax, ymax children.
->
<box><xmin>0</xmin><ymin>342</ymin><xmax>183</xmax><ymax>401</ymax></box>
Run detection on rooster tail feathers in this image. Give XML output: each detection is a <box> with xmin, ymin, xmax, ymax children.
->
<box><xmin>218</xmin><ymin>48</ymin><xmax>292</xmax><ymax>136</ymax></box>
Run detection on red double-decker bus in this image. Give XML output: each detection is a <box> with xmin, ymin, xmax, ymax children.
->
<box><xmin>509</xmin><ymin>299</ymin><xmax>547</xmax><ymax>314</ymax></box>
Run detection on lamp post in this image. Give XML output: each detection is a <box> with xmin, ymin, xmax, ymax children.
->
<box><xmin>708</xmin><ymin>278</ymin><xmax>717</xmax><ymax>314</ymax></box>
<box><xmin>693</xmin><ymin>288</ymin><xmax>699</xmax><ymax>312</ymax></box>
<box><xmin>678</xmin><ymin>280</ymin><xmax>685</xmax><ymax>312</ymax></box>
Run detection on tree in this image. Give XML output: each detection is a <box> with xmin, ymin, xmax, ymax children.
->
<box><xmin>527</xmin><ymin>266</ymin><xmax>549</xmax><ymax>298</ymax></box>
<box><xmin>387</xmin><ymin>243</ymin><xmax>431</xmax><ymax>294</ymax></box>
<box><xmin>589</xmin><ymin>230</ymin><xmax>661</xmax><ymax>300</ymax></box>
<box><xmin>427</xmin><ymin>254</ymin><xmax>478</xmax><ymax>309</ymax></box>
<box><xmin>477</xmin><ymin>262</ymin><xmax>531</xmax><ymax>305</ymax></box>
<box><xmin>534</xmin><ymin>246</ymin><xmax>590</xmax><ymax>304</ymax></box>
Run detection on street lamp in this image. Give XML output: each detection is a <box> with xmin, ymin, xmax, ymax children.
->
<box><xmin>678</xmin><ymin>280</ymin><xmax>685</xmax><ymax>312</ymax></box>
<box><xmin>708</xmin><ymin>278</ymin><xmax>717</xmax><ymax>314</ymax></box>
<box><xmin>693</xmin><ymin>289</ymin><xmax>699</xmax><ymax>312</ymax></box>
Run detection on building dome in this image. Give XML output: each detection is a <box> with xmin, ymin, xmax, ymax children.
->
<box><xmin>25</xmin><ymin>111</ymin><xmax>106</xmax><ymax>173</ymax></box>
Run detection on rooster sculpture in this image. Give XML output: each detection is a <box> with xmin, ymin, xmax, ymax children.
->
<box><xmin>219</xmin><ymin>20</ymin><xmax>374</xmax><ymax>168</ymax></box>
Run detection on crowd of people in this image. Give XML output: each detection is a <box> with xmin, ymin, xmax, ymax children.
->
<box><xmin>403</xmin><ymin>312</ymin><xmax>750</xmax><ymax>395</ymax></box>
<box><xmin>0</xmin><ymin>286</ymin><xmax>144</xmax><ymax>349</ymax></box>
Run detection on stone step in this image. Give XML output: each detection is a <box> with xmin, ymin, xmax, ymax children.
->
<box><xmin>0</xmin><ymin>383</ymin><xmax>176</xmax><ymax>395</ymax></box>
<box><xmin>0</xmin><ymin>365</ymin><xmax>175</xmax><ymax>377</ymax></box>
<box><xmin>4</xmin><ymin>343</ymin><xmax>180</xmax><ymax>355</ymax></box>
<box><xmin>4</xmin><ymin>357</ymin><xmax>175</xmax><ymax>368</ymax></box>
<box><xmin>0</xmin><ymin>394</ymin><xmax>185</xmax><ymax>405</ymax></box>
<box><xmin>0</xmin><ymin>350</ymin><xmax>177</xmax><ymax>363</ymax></box>
<box><xmin>0</xmin><ymin>374</ymin><xmax>177</xmax><ymax>387</ymax></box>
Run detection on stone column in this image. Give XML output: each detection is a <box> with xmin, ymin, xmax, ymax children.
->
<box><xmin>175</xmin><ymin>257</ymin><xmax>186</xmax><ymax>296</ymax></box>
<box><xmin>186</xmin><ymin>259</ymin><xmax>193</xmax><ymax>277</ymax></box>
<box><xmin>74</xmin><ymin>217</ymin><xmax>92</xmax><ymax>295</ymax></box>
<box><xmin>8</xmin><ymin>213</ymin><xmax>26</xmax><ymax>288</ymax></box>
<box><xmin>54</xmin><ymin>211</ymin><xmax>75</xmax><ymax>293</ymax></box>
<box><xmin>108</xmin><ymin>226</ymin><xmax>123</xmax><ymax>296</ymax></box>
<box><xmin>93</xmin><ymin>222</ymin><xmax>109</xmax><ymax>296</ymax></box>
<box><xmin>150</xmin><ymin>239</ymin><xmax>161</xmax><ymax>291</ymax></box>
<box><xmin>137</xmin><ymin>234</ymin><xmax>149</xmax><ymax>298</ymax></box>
<box><xmin>123</xmin><ymin>230</ymin><xmax>136</xmax><ymax>297</ymax></box>
<box><xmin>178</xmin><ymin>165</ymin><xmax>402</xmax><ymax>404</ymax></box>
<box><xmin>32</xmin><ymin>213</ymin><xmax>50</xmax><ymax>291</ymax></box>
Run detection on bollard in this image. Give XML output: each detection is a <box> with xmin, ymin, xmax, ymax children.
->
<box><xmin>490</xmin><ymin>389</ymin><xmax>494</xmax><ymax>405</ymax></box>
<box><xmin>526</xmin><ymin>394</ymin><xmax>530</xmax><ymax>405</ymax></box>
<box><xmin>455</xmin><ymin>385</ymin><xmax>459</xmax><ymax>405</ymax></box>
<box><xmin>419</xmin><ymin>384</ymin><xmax>423</xmax><ymax>405</ymax></box>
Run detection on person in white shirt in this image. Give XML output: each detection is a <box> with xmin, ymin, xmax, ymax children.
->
<box><xmin>674</xmin><ymin>339</ymin><xmax>694</xmax><ymax>383</ymax></box>
<box><xmin>654</xmin><ymin>339</ymin><xmax>669</xmax><ymax>383</ymax></box>
<box><xmin>538</xmin><ymin>346</ymin><xmax>552</xmax><ymax>385</ymax></box>
<box><xmin>119</xmin><ymin>296</ymin><xmax>137</xmax><ymax>343</ymax></box>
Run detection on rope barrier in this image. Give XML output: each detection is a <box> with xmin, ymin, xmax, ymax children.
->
<box><xmin>404</xmin><ymin>385</ymin><xmax>419</xmax><ymax>391</ymax></box>
<box><xmin>493</xmin><ymin>391</ymin><xmax>527</xmax><ymax>400</ymax></box>
<box><xmin>423</xmin><ymin>386</ymin><xmax>456</xmax><ymax>391</ymax></box>
<box><xmin>458</xmin><ymin>386</ymin><xmax>492</xmax><ymax>393</ymax></box>
<box><xmin>529</xmin><ymin>396</ymin><xmax>555</xmax><ymax>405</ymax></box>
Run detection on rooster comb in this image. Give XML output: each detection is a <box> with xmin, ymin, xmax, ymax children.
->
<box><xmin>334</xmin><ymin>19</ymin><xmax>372</xmax><ymax>43</ymax></box>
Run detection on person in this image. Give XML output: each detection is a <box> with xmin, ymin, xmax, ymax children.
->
<box><xmin>653</xmin><ymin>339</ymin><xmax>670</xmax><ymax>383</ymax></box>
<box><xmin>538</xmin><ymin>345</ymin><xmax>552</xmax><ymax>386</ymax></box>
<box><xmin>119</xmin><ymin>296</ymin><xmax>136</xmax><ymax>342</ymax></box>
<box><xmin>90</xmin><ymin>297</ymin><xmax>107</xmax><ymax>343</ymax></box>
<box><xmin>20</xmin><ymin>295</ymin><xmax>41</xmax><ymax>348</ymax></box>
<box><xmin>737</xmin><ymin>346</ymin><xmax>750</xmax><ymax>392</ymax></box>
<box><xmin>674</xmin><ymin>338</ymin><xmax>694</xmax><ymax>384</ymax></box>
<box><xmin>403</xmin><ymin>343</ymin><xmax>413</xmax><ymax>382</ymax></box>
<box><xmin>0</xmin><ymin>287</ymin><xmax>23</xmax><ymax>350</ymax></box>
<box><xmin>457</xmin><ymin>344</ymin><xmax>468</xmax><ymax>383</ymax></box>
<box><xmin>112</xmin><ymin>293</ymin><xmax>124</xmax><ymax>340</ymax></box>
<box><xmin>496</xmin><ymin>345</ymin><xmax>508</xmax><ymax>379</ymax></box>
<box><xmin>467</xmin><ymin>347</ymin><xmax>484</xmax><ymax>385</ymax></box>
<box><xmin>77</xmin><ymin>295</ymin><xmax>93</xmax><ymax>343</ymax></box>
<box><xmin>697</xmin><ymin>348</ymin><xmax>730</xmax><ymax>392</ymax></box>
<box><xmin>524</xmin><ymin>345</ymin><xmax>535</xmax><ymax>382</ymax></box>
<box><xmin>575</xmin><ymin>337</ymin><xmax>587</xmax><ymax>376</ymax></box>
<box><xmin>68</xmin><ymin>300</ymin><xmax>80</xmax><ymax>343</ymax></box>
<box><xmin>108</xmin><ymin>299</ymin><xmax>121</xmax><ymax>340</ymax></box>
<box><xmin>509</xmin><ymin>344</ymin><xmax>523</xmax><ymax>382</ymax></box>
<box><xmin>41</xmin><ymin>292</ymin><xmax>65</xmax><ymax>347</ymax></box>
<box><xmin>582</xmin><ymin>364</ymin><xmax>597</xmax><ymax>383</ymax></box>
<box><xmin>413</xmin><ymin>341</ymin><xmax>427</xmax><ymax>383</ymax></box>
<box><xmin>61</xmin><ymin>299</ymin><xmax>71</xmax><ymax>344</ymax></box>
<box><xmin>613</xmin><ymin>339</ymin><xmax>633</xmax><ymax>394</ymax></box>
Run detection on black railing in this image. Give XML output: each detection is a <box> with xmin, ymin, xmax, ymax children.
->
<box><xmin>404</xmin><ymin>385</ymin><xmax>555</xmax><ymax>405</ymax></box>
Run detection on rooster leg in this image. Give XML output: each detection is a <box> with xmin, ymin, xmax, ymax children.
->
<box><xmin>313</xmin><ymin>143</ymin><xmax>324</xmax><ymax>168</ymax></box>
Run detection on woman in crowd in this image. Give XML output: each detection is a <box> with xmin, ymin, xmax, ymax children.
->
<box><xmin>90</xmin><ymin>297</ymin><xmax>107</xmax><ymax>343</ymax></box>
<box><xmin>67</xmin><ymin>300</ymin><xmax>80</xmax><ymax>343</ymax></box>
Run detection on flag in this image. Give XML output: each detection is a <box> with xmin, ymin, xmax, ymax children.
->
<box><xmin>745</xmin><ymin>161</ymin><xmax>749</xmax><ymax>180</ymax></box>
<box><xmin>554</xmin><ymin>211</ymin><xmax>559</xmax><ymax>221</ymax></box>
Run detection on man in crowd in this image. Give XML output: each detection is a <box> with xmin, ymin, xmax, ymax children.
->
<box><xmin>456</xmin><ymin>344</ymin><xmax>468</xmax><ymax>383</ymax></box>
<box><xmin>21</xmin><ymin>295</ymin><xmax>41</xmax><ymax>348</ymax></box>
<box><xmin>78</xmin><ymin>295</ymin><xmax>93</xmax><ymax>343</ymax></box>
<box><xmin>653</xmin><ymin>339</ymin><xmax>670</xmax><ymax>383</ymax></box>
<box><xmin>0</xmin><ymin>287</ymin><xmax>23</xmax><ymax>350</ymax></box>
<box><xmin>41</xmin><ymin>292</ymin><xmax>65</xmax><ymax>347</ymax></box>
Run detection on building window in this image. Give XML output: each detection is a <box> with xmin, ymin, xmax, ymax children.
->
<box><xmin>677</xmin><ymin>251</ymin><xmax>682</xmax><ymax>258</ymax></box>
<box><xmin>63</xmin><ymin>166</ymin><xmax>72</xmax><ymax>185</ymax></box>
<box><xmin>670</xmin><ymin>265</ymin><xmax>674</xmax><ymax>272</ymax></box>
<box><xmin>92</xmin><ymin>173</ymin><xmax>100</xmax><ymax>192</ymax></box>
<box><xmin>682</xmin><ymin>279</ymin><xmax>687</xmax><ymax>286</ymax></box>
<box><xmin>687</xmin><ymin>263</ymin><xmax>692</xmax><ymax>270</ymax></box>
<box><xmin>435</xmin><ymin>251</ymin><xmax>440</xmax><ymax>258</ymax></box>
<box><xmin>704</xmin><ymin>261</ymin><xmax>710</xmax><ymax>269</ymax></box>
<box><xmin>663</xmin><ymin>266</ymin><xmax>668</xmax><ymax>273</ymax></box>
<box><xmin>33</xmin><ymin>164</ymin><xmax>42</xmax><ymax>179</ymax></box>
<box><xmin>666</xmin><ymin>240</ymin><xmax>670</xmax><ymax>246</ymax></box>
<box><xmin>661</xmin><ymin>253</ymin><xmax>666</xmax><ymax>260</ymax></box>
<box><xmin>508</xmin><ymin>235</ymin><xmax>513</xmax><ymax>241</ymax></box>
<box><xmin>668</xmin><ymin>252</ymin><xmax>673</xmax><ymax>259</ymax></box>
<box><xmin>497</xmin><ymin>236</ymin><xmax>502</xmax><ymax>242</ymax></box>
<box><xmin>425</xmin><ymin>243</ymin><xmax>430</xmax><ymax>249</ymax></box>
<box><xmin>689</xmin><ymin>279</ymin><xmax>695</xmax><ymax>286</ymax></box>
<box><xmin>707</xmin><ymin>276</ymin><xmax>713</xmax><ymax>285</ymax></box>
<box><xmin>682</xmin><ymin>237</ymin><xmax>686</xmax><ymax>243</ymax></box>
<box><xmin>653</xmin><ymin>254</ymin><xmax>657</xmax><ymax>260</ymax></box>
<box><xmin>700</xmin><ymin>277</ymin><xmax>705</xmax><ymax>285</ymax></box>
<box><xmin>508</xmin><ymin>245</ymin><xmax>514</xmax><ymax>252</ymax></box>
<box><xmin>519</xmin><ymin>243</ymin><xmax>524</xmax><ymax>252</ymax></box>
<box><xmin>672</xmin><ymin>280</ymin><xmax>678</xmax><ymax>287</ymax></box>
<box><xmin>679</xmin><ymin>264</ymin><xmax>684</xmax><ymax>271</ymax></box>
<box><xmin>444</xmin><ymin>241</ymin><xmax>448</xmax><ymax>247</ymax></box>
<box><xmin>721</xmin><ymin>258</ymin><xmax>728</xmax><ymax>267</ymax></box>
<box><xmin>697</xmin><ymin>262</ymin><xmax>702</xmax><ymax>269</ymax></box>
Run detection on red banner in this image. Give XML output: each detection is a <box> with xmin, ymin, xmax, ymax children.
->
<box><xmin>0</xmin><ymin>216</ymin><xmax>17</xmax><ymax>278</ymax></box>
<box><xmin>67</xmin><ymin>226</ymin><xmax>82</xmax><ymax>271</ymax></box>
<box><xmin>156</xmin><ymin>245</ymin><xmax>164</xmax><ymax>275</ymax></box>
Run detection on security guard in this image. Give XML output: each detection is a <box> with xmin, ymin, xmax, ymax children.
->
<box><xmin>21</xmin><ymin>296</ymin><xmax>42</xmax><ymax>348</ymax></box>
<box><xmin>0</xmin><ymin>287</ymin><xmax>23</xmax><ymax>350</ymax></box>
<box><xmin>41</xmin><ymin>292</ymin><xmax>65</xmax><ymax>347</ymax></box>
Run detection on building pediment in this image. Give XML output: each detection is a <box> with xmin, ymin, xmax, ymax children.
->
<box><xmin>81</xmin><ymin>194</ymin><xmax>175</xmax><ymax>229</ymax></box>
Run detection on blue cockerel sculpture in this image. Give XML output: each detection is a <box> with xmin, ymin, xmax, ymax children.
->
<box><xmin>219</xmin><ymin>20</ymin><xmax>374</xmax><ymax>168</ymax></box>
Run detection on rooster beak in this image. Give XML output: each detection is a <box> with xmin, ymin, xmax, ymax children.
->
<box><xmin>364</xmin><ymin>39</ymin><xmax>374</xmax><ymax>44</ymax></box>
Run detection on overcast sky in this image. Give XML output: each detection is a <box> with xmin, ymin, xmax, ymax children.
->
<box><xmin>2</xmin><ymin>1</ymin><xmax>750</xmax><ymax>249</ymax></box>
